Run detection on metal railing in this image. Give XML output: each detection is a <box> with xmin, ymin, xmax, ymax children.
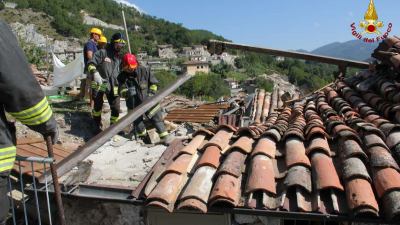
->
<box><xmin>5</xmin><ymin>156</ymin><xmax>59</xmax><ymax>225</ymax></box>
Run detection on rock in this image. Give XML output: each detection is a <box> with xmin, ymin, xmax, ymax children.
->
<box><xmin>234</xmin><ymin>214</ymin><xmax>258</xmax><ymax>224</ymax></box>
<box><xmin>147</xmin><ymin>129</ymin><xmax>160</xmax><ymax>144</ymax></box>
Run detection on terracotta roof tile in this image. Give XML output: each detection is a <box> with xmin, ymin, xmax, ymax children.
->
<box><xmin>195</xmin><ymin>145</ymin><xmax>221</xmax><ymax>169</ymax></box>
<box><xmin>285</xmin><ymin>137</ymin><xmax>311</xmax><ymax>168</ymax></box>
<box><xmin>306</xmin><ymin>136</ymin><xmax>331</xmax><ymax>156</ymax></box>
<box><xmin>368</xmin><ymin>146</ymin><xmax>400</xmax><ymax>171</ymax></box>
<box><xmin>146</xmin><ymin>173</ymin><xmax>187</xmax><ymax>212</ymax></box>
<box><xmin>203</xmin><ymin>125</ymin><xmax>235</xmax><ymax>150</ymax></box>
<box><xmin>245</xmin><ymin>155</ymin><xmax>276</xmax><ymax>194</ymax></box>
<box><xmin>178</xmin><ymin>166</ymin><xmax>216</xmax><ymax>212</ymax></box>
<box><xmin>372</xmin><ymin>168</ymin><xmax>400</xmax><ymax>198</ymax></box>
<box><xmin>344</xmin><ymin>178</ymin><xmax>379</xmax><ymax>216</ymax></box>
<box><xmin>209</xmin><ymin>173</ymin><xmax>242</xmax><ymax>207</ymax></box>
<box><xmin>382</xmin><ymin>191</ymin><xmax>400</xmax><ymax>220</ymax></box>
<box><xmin>342</xmin><ymin>157</ymin><xmax>371</xmax><ymax>182</ymax></box>
<box><xmin>163</xmin><ymin>153</ymin><xmax>196</xmax><ymax>176</ymax></box>
<box><xmin>339</xmin><ymin>139</ymin><xmax>368</xmax><ymax>161</ymax></box>
<box><xmin>251</xmin><ymin>136</ymin><xmax>277</xmax><ymax>159</ymax></box>
<box><xmin>228</xmin><ymin>136</ymin><xmax>255</xmax><ymax>154</ymax></box>
<box><xmin>216</xmin><ymin>150</ymin><xmax>247</xmax><ymax>178</ymax></box>
<box><xmin>284</xmin><ymin>165</ymin><xmax>312</xmax><ymax>193</ymax></box>
<box><xmin>178</xmin><ymin>134</ymin><xmax>207</xmax><ymax>156</ymax></box>
<box><xmin>311</xmin><ymin>152</ymin><xmax>344</xmax><ymax>191</ymax></box>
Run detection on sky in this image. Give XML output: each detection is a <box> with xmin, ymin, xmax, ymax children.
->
<box><xmin>126</xmin><ymin>0</ymin><xmax>399</xmax><ymax>51</ymax></box>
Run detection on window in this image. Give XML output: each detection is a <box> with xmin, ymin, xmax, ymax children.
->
<box><xmin>201</xmin><ymin>66</ymin><xmax>204</xmax><ymax>69</ymax></box>
<box><xmin>197</xmin><ymin>66</ymin><xmax>200</xmax><ymax>69</ymax></box>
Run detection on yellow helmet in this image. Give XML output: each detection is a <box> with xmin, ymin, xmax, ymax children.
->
<box><xmin>90</xmin><ymin>27</ymin><xmax>102</xmax><ymax>36</ymax></box>
<box><xmin>99</xmin><ymin>36</ymin><xmax>107</xmax><ymax>44</ymax></box>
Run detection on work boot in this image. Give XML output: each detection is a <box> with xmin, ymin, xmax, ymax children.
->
<box><xmin>160</xmin><ymin>133</ymin><xmax>175</xmax><ymax>145</ymax></box>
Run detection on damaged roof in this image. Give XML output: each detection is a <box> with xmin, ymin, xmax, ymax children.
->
<box><xmin>133</xmin><ymin>71</ymin><xmax>400</xmax><ymax>222</ymax></box>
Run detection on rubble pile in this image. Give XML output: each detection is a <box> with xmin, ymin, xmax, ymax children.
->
<box><xmin>30</xmin><ymin>64</ymin><xmax>50</xmax><ymax>86</ymax></box>
<box><xmin>161</xmin><ymin>94</ymin><xmax>203</xmax><ymax>112</ymax></box>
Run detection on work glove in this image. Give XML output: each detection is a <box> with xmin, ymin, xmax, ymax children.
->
<box><xmin>30</xmin><ymin>117</ymin><xmax>59</xmax><ymax>144</ymax></box>
<box><xmin>149</xmin><ymin>84</ymin><xmax>158</xmax><ymax>97</ymax></box>
<box><xmin>93</xmin><ymin>71</ymin><xmax>103</xmax><ymax>86</ymax></box>
<box><xmin>119</xmin><ymin>88</ymin><xmax>128</xmax><ymax>98</ymax></box>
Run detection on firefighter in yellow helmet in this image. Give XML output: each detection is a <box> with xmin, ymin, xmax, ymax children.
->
<box><xmin>78</xmin><ymin>27</ymin><xmax>103</xmax><ymax>100</ymax></box>
<box><xmin>98</xmin><ymin>35</ymin><xmax>107</xmax><ymax>49</ymax></box>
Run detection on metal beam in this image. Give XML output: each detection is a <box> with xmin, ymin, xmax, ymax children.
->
<box><xmin>208</xmin><ymin>40</ymin><xmax>370</xmax><ymax>69</ymax></box>
<box><xmin>39</xmin><ymin>73</ymin><xmax>193</xmax><ymax>182</ymax></box>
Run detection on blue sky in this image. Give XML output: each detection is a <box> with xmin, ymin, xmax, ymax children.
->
<box><xmin>127</xmin><ymin>0</ymin><xmax>399</xmax><ymax>51</ymax></box>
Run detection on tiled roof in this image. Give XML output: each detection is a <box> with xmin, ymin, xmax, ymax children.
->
<box><xmin>134</xmin><ymin>73</ymin><xmax>400</xmax><ymax>222</ymax></box>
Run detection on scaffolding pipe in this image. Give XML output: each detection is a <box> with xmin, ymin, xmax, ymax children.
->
<box><xmin>208</xmin><ymin>40</ymin><xmax>370</xmax><ymax>75</ymax></box>
<box><xmin>122</xmin><ymin>10</ymin><xmax>132</xmax><ymax>53</ymax></box>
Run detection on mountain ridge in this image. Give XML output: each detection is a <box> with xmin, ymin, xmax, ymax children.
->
<box><xmin>309</xmin><ymin>39</ymin><xmax>378</xmax><ymax>61</ymax></box>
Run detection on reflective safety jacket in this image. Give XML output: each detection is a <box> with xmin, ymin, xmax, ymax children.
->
<box><xmin>117</xmin><ymin>66</ymin><xmax>159</xmax><ymax>102</ymax></box>
<box><xmin>0</xmin><ymin>21</ymin><xmax>55</xmax><ymax>175</ymax></box>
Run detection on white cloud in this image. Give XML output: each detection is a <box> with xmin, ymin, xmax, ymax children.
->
<box><xmin>113</xmin><ymin>0</ymin><xmax>146</xmax><ymax>14</ymax></box>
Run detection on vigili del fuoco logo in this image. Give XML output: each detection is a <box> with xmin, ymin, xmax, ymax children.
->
<box><xmin>350</xmin><ymin>0</ymin><xmax>392</xmax><ymax>43</ymax></box>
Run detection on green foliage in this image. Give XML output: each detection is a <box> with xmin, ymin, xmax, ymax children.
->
<box><xmin>19</xmin><ymin>39</ymin><xmax>46</xmax><ymax>67</ymax></box>
<box><xmin>178</xmin><ymin>72</ymin><xmax>230</xmax><ymax>101</ymax></box>
<box><xmin>188</xmin><ymin>29</ymin><xmax>226</xmax><ymax>45</ymax></box>
<box><xmin>233</xmin><ymin>52</ymin><xmax>336</xmax><ymax>92</ymax></box>
<box><xmin>234</xmin><ymin>53</ymin><xmax>277</xmax><ymax>77</ymax></box>
<box><xmin>211</xmin><ymin>62</ymin><xmax>234</xmax><ymax>78</ymax></box>
<box><xmin>15</xmin><ymin>0</ymin><xmax>29</xmax><ymax>8</ymax></box>
<box><xmin>0</xmin><ymin>2</ymin><xmax>5</xmax><ymax>10</ymax></box>
<box><xmin>255</xmin><ymin>77</ymin><xmax>274</xmax><ymax>92</ymax></box>
<box><xmin>226</xmin><ymin>71</ymin><xmax>247</xmax><ymax>82</ymax></box>
<box><xmin>153</xmin><ymin>70</ymin><xmax>177</xmax><ymax>89</ymax></box>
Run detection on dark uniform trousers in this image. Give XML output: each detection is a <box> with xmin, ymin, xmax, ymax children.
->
<box><xmin>126</xmin><ymin>94</ymin><xmax>166</xmax><ymax>136</ymax></box>
<box><xmin>0</xmin><ymin>175</ymin><xmax>8</xmax><ymax>224</ymax></box>
<box><xmin>92</xmin><ymin>89</ymin><xmax>120</xmax><ymax>124</ymax></box>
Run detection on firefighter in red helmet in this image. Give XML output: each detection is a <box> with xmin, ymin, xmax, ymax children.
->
<box><xmin>118</xmin><ymin>53</ymin><xmax>173</xmax><ymax>144</ymax></box>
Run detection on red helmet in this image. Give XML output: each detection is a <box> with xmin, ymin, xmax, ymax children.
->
<box><xmin>122</xmin><ymin>53</ymin><xmax>138</xmax><ymax>71</ymax></box>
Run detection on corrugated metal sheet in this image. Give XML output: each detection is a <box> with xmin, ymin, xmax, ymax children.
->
<box><xmin>165</xmin><ymin>103</ymin><xmax>229</xmax><ymax>123</ymax></box>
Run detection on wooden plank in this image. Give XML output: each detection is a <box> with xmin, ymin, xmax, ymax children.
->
<box><xmin>17</xmin><ymin>145</ymin><xmax>65</xmax><ymax>161</ymax></box>
<box><xmin>30</xmin><ymin>143</ymin><xmax>70</xmax><ymax>158</ymax></box>
<box><xmin>17</xmin><ymin>138</ymin><xmax>44</xmax><ymax>145</ymax></box>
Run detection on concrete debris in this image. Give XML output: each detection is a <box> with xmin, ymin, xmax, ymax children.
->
<box><xmin>263</xmin><ymin>73</ymin><xmax>300</xmax><ymax>96</ymax></box>
<box><xmin>161</xmin><ymin>94</ymin><xmax>203</xmax><ymax>112</ymax></box>
<box><xmin>60</xmin><ymin>136</ymin><xmax>167</xmax><ymax>188</ymax></box>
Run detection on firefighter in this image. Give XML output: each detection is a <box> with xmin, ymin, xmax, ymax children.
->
<box><xmin>87</xmin><ymin>33</ymin><xmax>125</xmax><ymax>132</ymax></box>
<box><xmin>118</xmin><ymin>53</ymin><xmax>173</xmax><ymax>144</ymax></box>
<box><xmin>98</xmin><ymin>35</ymin><xmax>107</xmax><ymax>49</ymax></box>
<box><xmin>0</xmin><ymin>21</ymin><xmax>58</xmax><ymax>225</ymax></box>
<box><xmin>79</xmin><ymin>27</ymin><xmax>102</xmax><ymax>100</ymax></box>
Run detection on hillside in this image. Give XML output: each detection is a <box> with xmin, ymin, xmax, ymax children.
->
<box><xmin>311</xmin><ymin>39</ymin><xmax>378</xmax><ymax>61</ymax></box>
<box><xmin>5</xmin><ymin>0</ymin><xmax>227</xmax><ymax>54</ymax></box>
